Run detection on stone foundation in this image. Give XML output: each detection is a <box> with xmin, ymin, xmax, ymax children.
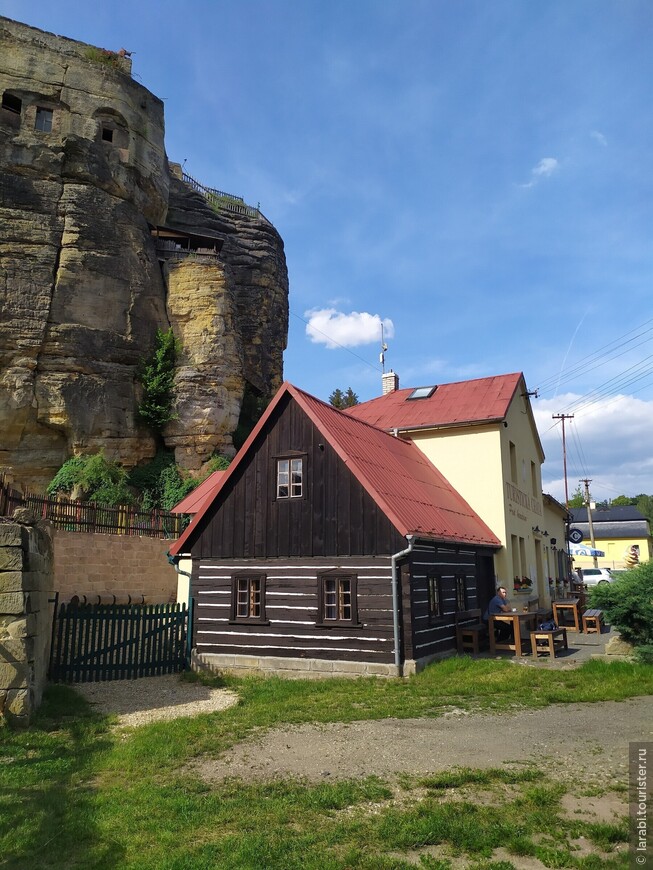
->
<box><xmin>192</xmin><ymin>650</ymin><xmax>400</xmax><ymax>679</ymax></box>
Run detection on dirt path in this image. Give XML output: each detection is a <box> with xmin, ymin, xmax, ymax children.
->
<box><xmin>194</xmin><ymin>696</ymin><xmax>653</xmax><ymax>785</ymax></box>
<box><xmin>74</xmin><ymin>676</ymin><xmax>653</xmax><ymax>787</ymax></box>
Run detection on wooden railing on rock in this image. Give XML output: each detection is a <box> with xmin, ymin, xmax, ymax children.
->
<box><xmin>182</xmin><ymin>171</ymin><xmax>260</xmax><ymax>218</ymax></box>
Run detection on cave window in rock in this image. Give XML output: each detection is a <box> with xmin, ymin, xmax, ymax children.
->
<box><xmin>2</xmin><ymin>92</ymin><xmax>22</xmax><ymax>114</ymax></box>
<box><xmin>100</xmin><ymin>122</ymin><xmax>127</xmax><ymax>146</ymax></box>
<box><xmin>34</xmin><ymin>107</ymin><xmax>53</xmax><ymax>133</ymax></box>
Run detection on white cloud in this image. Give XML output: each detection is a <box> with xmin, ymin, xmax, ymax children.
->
<box><xmin>520</xmin><ymin>156</ymin><xmax>559</xmax><ymax>188</ymax></box>
<box><xmin>532</xmin><ymin>157</ymin><xmax>559</xmax><ymax>177</ymax></box>
<box><xmin>590</xmin><ymin>130</ymin><xmax>608</xmax><ymax>146</ymax></box>
<box><xmin>533</xmin><ymin>394</ymin><xmax>653</xmax><ymax>502</ymax></box>
<box><xmin>304</xmin><ymin>308</ymin><xmax>394</xmax><ymax>349</ymax></box>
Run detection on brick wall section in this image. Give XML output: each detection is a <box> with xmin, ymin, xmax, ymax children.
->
<box><xmin>0</xmin><ymin>518</ymin><xmax>54</xmax><ymax>725</ymax></box>
<box><xmin>53</xmin><ymin>531</ymin><xmax>177</xmax><ymax>603</ymax></box>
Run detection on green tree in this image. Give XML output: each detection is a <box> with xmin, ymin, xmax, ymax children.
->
<box><xmin>137</xmin><ymin>328</ymin><xmax>180</xmax><ymax>433</ymax></box>
<box><xmin>635</xmin><ymin>494</ymin><xmax>653</xmax><ymax>526</ymax></box>
<box><xmin>567</xmin><ymin>484</ymin><xmax>585</xmax><ymax>508</ymax></box>
<box><xmin>590</xmin><ymin>563</ymin><xmax>653</xmax><ymax>661</ymax></box>
<box><xmin>329</xmin><ymin>387</ymin><xmax>360</xmax><ymax>409</ymax></box>
<box><xmin>611</xmin><ymin>495</ymin><xmax>636</xmax><ymax>506</ymax></box>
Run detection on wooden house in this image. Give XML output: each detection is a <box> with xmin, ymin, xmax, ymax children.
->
<box><xmin>169</xmin><ymin>383</ymin><xmax>500</xmax><ymax>677</ymax></box>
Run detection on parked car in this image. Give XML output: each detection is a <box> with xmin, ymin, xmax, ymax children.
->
<box><xmin>580</xmin><ymin>567</ymin><xmax>614</xmax><ymax>585</ymax></box>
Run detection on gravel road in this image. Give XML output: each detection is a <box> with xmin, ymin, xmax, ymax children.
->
<box><xmin>74</xmin><ymin>676</ymin><xmax>653</xmax><ymax>787</ymax></box>
<box><xmin>195</xmin><ymin>696</ymin><xmax>653</xmax><ymax>784</ymax></box>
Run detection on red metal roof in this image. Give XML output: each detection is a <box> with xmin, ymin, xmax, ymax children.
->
<box><xmin>345</xmin><ymin>372</ymin><xmax>524</xmax><ymax>430</ymax></box>
<box><xmin>170</xmin><ymin>470</ymin><xmax>226</xmax><ymax>515</ymax></box>
<box><xmin>169</xmin><ymin>383</ymin><xmax>500</xmax><ymax>555</ymax></box>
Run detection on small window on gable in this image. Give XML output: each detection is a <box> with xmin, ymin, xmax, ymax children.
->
<box><xmin>455</xmin><ymin>573</ymin><xmax>468</xmax><ymax>611</ymax></box>
<box><xmin>34</xmin><ymin>107</ymin><xmax>53</xmax><ymax>133</ymax></box>
<box><xmin>407</xmin><ymin>385</ymin><xmax>437</xmax><ymax>400</ymax></box>
<box><xmin>231</xmin><ymin>573</ymin><xmax>267</xmax><ymax>623</ymax></box>
<box><xmin>427</xmin><ymin>572</ymin><xmax>442</xmax><ymax>619</ymax></box>
<box><xmin>101</xmin><ymin>125</ymin><xmax>114</xmax><ymax>142</ymax></box>
<box><xmin>277</xmin><ymin>457</ymin><xmax>303</xmax><ymax>499</ymax></box>
<box><xmin>318</xmin><ymin>572</ymin><xmax>359</xmax><ymax>625</ymax></box>
<box><xmin>2</xmin><ymin>92</ymin><xmax>22</xmax><ymax>114</ymax></box>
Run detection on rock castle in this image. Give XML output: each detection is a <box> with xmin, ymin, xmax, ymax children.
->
<box><xmin>0</xmin><ymin>16</ymin><xmax>289</xmax><ymax>489</ymax></box>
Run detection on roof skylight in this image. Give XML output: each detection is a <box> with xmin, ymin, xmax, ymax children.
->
<box><xmin>407</xmin><ymin>386</ymin><xmax>437</xmax><ymax>400</ymax></box>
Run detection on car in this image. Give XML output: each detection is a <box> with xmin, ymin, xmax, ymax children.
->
<box><xmin>579</xmin><ymin>567</ymin><xmax>614</xmax><ymax>585</ymax></box>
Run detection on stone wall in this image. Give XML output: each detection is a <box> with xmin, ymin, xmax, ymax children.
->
<box><xmin>0</xmin><ymin>515</ymin><xmax>54</xmax><ymax>725</ymax></box>
<box><xmin>53</xmin><ymin>530</ymin><xmax>177</xmax><ymax>603</ymax></box>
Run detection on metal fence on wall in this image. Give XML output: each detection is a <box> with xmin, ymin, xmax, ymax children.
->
<box><xmin>0</xmin><ymin>475</ymin><xmax>184</xmax><ymax>539</ymax></box>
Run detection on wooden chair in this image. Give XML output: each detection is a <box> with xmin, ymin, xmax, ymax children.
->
<box><xmin>455</xmin><ymin>609</ymin><xmax>487</xmax><ymax>654</ymax></box>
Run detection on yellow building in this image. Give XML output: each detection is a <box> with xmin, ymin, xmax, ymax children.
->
<box><xmin>347</xmin><ymin>371</ymin><xmax>568</xmax><ymax>607</ymax></box>
<box><xmin>569</xmin><ymin>506</ymin><xmax>652</xmax><ymax>570</ymax></box>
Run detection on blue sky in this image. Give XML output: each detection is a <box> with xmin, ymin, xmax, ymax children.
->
<box><xmin>3</xmin><ymin>1</ymin><xmax>653</xmax><ymax>503</ymax></box>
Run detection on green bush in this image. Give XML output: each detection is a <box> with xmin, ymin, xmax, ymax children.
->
<box><xmin>205</xmin><ymin>453</ymin><xmax>231</xmax><ymax>473</ymax></box>
<box><xmin>589</xmin><ymin>563</ymin><xmax>653</xmax><ymax>659</ymax></box>
<box><xmin>128</xmin><ymin>450</ymin><xmax>200</xmax><ymax>511</ymax></box>
<box><xmin>47</xmin><ymin>452</ymin><xmax>133</xmax><ymax>506</ymax></box>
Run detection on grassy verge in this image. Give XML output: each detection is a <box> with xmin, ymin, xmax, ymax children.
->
<box><xmin>1</xmin><ymin>657</ymin><xmax>646</xmax><ymax>868</ymax></box>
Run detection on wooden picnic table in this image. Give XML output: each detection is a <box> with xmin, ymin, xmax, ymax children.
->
<box><xmin>552</xmin><ymin>598</ymin><xmax>581</xmax><ymax>632</ymax></box>
<box><xmin>489</xmin><ymin>611</ymin><xmax>538</xmax><ymax>656</ymax></box>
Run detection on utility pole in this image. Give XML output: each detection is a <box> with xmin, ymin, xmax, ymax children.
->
<box><xmin>580</xmin><ymin>478</ymin><xmax>599</xmax><ymax>568</ymax></box>
<box><xmin>552</xmin><ymin>414</ymin><xmax>574</xmax><ymax>507</ymax></box>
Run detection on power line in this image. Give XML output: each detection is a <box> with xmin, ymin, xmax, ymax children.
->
<box><xmin>289</xmin><ymin>310</ymin><xmax>382</xmax><ymax>373</ymax></box>
<box><xmin>536</xmin><ymin>317</ymin><xmax>653</xmax><ymax>395</ymax></box>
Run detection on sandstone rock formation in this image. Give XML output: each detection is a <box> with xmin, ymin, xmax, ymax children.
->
<box><xmin>0</xmin><ymin>17</ymin><xmax>288</xmax><ymax>488</ymax></box>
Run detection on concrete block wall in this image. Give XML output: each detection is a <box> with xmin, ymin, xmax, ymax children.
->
<box><xmin>0</xmin><ymin>517</ymin><xmax>54</xmax><ymax>725</ymax></box>
<box><xmin>53</xmin><ymin>530</ymin><xmax>177</xmax><ymax>603</ymax></box>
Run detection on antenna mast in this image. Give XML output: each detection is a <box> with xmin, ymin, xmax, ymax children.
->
<box><xmin>379</xmin><ymin>323</ymin><xmax>388</xmax><ymax>373</ymax></box>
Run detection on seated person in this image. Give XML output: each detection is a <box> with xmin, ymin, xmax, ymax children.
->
<box><xmin>485</xmin><ymin>586</ymin><xmax>513</xmax><ymax>642</ymax></box>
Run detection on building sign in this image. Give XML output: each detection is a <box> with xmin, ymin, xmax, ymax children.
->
<box><xmin>568</xmin><ymin>528</ymin><xmax>584</xmax><ymax>544</ymax></box>
<box><xmin>505</xmin><ymin>481</ymin><xmax>543</xmax><ymax>520</ymax></box>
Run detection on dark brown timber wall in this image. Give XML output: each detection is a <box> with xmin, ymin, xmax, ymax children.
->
<box><xmin>193</xmin><ymin>556</ymin><xmax>395</xmax><ymax>663</ymax></box>
<box><xmin>405</xmin><ymin>542</ymin><xmax>484</xmax><ymax>664</ymax></box>
<box><xmin>191</xmin><ymin>397</ymin><xmax>405</xmax><ymax>560</ymax></box>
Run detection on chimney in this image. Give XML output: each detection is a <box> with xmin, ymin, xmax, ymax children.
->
<box><xmin>382</xmin><ymin>370</ymin><xmax>399</xmax><ymax>395</ymax></box>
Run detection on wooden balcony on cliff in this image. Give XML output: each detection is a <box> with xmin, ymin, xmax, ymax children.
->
<box><xmin>151</xmin><ymin>226</ymin><xmax>223</xmax><ymax>262</ymax></box>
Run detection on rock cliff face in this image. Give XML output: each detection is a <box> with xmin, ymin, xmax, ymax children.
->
<box><xmin>0</xmin><ymin>17</ymin><xmax>288</xmax><ymax>488</ymax></box>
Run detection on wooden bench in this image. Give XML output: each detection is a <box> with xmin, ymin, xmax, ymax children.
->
<box><xmin>530</xmin><ymin>627</ymin><xmax>568</xmax><ymax>658</ymax></box>
<box><xmin>455</xmin><ymin>609</ymin><xmax>487</xmax><ymax>654</ymax></box>
<box><xmin>582</xmin><ymin>608</ymin><xmax>605</xmax><ymax>634</ymax></box>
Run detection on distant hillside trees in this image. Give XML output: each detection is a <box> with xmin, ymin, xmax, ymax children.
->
<box><xmin>329</xmin><ymin>387</ymin><xmax>359</xmax><ymax>409</ymax></box>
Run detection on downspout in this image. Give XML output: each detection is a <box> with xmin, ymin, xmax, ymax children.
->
<box><xmin>167</xmin><ymin>551</ymin><xmax>192</xmax><ymax>605</ymax></box>
<box><xmin>391</xmin><ymin>534</ymin><xmax>415</xmax><ymax>676</ymax></box>
<box><xmin>168</xmin><ymin>552</ymin><xmax>194</xmax><ymax>669</ymax></box>
<box><xmin>167</xmin><ymin>551</ymin><xmax>191</xmax><ymax>580</ymax></box>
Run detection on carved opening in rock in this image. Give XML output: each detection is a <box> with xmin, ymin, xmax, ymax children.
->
<box><xmin>93</xmin><ymin>107</ymin><xmax>129</xmax><ymax>151</ymax></box>
<box><xmin>2</xmin><ymin>91</ymin><xmax>21</xmax><ymax>114</ymax></box>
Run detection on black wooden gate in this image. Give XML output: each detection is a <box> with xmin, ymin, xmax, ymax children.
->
<box><xmin>49</xmin><ymin>599</ymin><xmax>194</xmax><ymax>682</ymax></box>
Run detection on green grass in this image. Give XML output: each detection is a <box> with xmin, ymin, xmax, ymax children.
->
<box><xmin>1</xmin><ymin>657</ymin><xmax>646</xmax><ymax>868</ymax></box>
